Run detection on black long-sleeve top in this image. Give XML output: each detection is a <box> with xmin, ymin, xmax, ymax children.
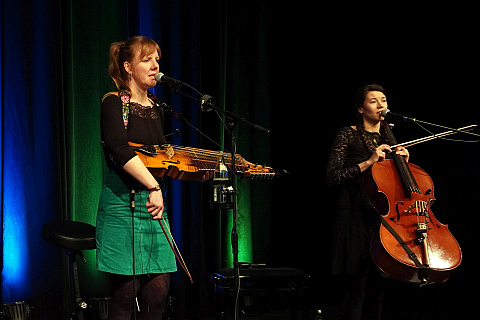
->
<box><xmin>326</xmin><ymin>126</ymin><xmax>386</xmax><ymax>275</ymax></box>
<box><xmin>326</xmin><ymin>126</ymin><xmax>384</xmax><ymax>186</ymax></box>
<box><xmin>101</xmin><ymin>92</ymin><xmax>166</xmax><ymax>169</ymax></box>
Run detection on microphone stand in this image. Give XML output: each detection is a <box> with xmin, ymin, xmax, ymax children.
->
<box><xmin>387</xmin><ymin>113</ymin><xmax>480</xmax><ymax>140</ymax></box>
<box><xmin>412</xmin><ymin>118</ymin><xmax>480</xmax><ymax>139</ymax></box>
<box><xmin>210</xmin><ymin>106</ymin><xmax>270</xmax><ymax>320</ymax></box>
<box><xmin>162</xmin><ymin>81</ymin><xmax>269</xmax><ymax>320</ymax></box>
<box><xmin>212</xmin><ymin>105</ymin><xmax>269</xmax><ymax>320</ymax></box>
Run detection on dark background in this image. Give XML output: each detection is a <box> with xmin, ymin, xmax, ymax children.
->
<box><xmin>265</xmin><ymin>3</ymin><xmax>479</xmax><ymax>319</ymax></box>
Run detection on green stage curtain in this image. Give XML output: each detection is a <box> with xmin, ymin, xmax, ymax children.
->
<box><xmin>2</xmin><ymin>1</ymin><xmax>271</xmax><ymax>318</ymax></box>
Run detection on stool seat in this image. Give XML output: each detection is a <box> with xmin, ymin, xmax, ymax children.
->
<box><xmin>42</xmin><ymin>220</ymin><xmax>96</xmax><ymax>250</ymax></box>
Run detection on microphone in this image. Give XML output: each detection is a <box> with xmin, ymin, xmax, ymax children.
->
<box><xmin>200</xmin><ymin>95</ymin><xmax>215</xmax><ymax>112</ymax></box>
<box><xmin>154</xmin><ymin>72</ymin><xmax>183</xmax><ymax>86</ymax></box>
<box><xmin>381</xmin><ymin>109</ymin><xmax>416</xmax><ymax>122</ymax></box>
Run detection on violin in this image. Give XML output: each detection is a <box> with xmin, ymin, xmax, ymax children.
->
<box><xmin>129</xmin><ymin>142</ymin><xmax>277</xmax><ymax>181</ymax></box>
<box><xmin>364</xmin><ymin>121</ymin><xmax>462</xmax><ymax>285</ymax></box>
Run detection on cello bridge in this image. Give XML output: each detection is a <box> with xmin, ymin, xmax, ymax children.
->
<box><xmin>404</xmin><ymin>200</ymin><xmax>430</xmax><ymax>217</ymax></box>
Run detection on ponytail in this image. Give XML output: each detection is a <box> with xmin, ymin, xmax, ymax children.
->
<box><xmin>108</xmin><ymin>42</ymin><xmax>129</xmax><ymax>91</ymax></box>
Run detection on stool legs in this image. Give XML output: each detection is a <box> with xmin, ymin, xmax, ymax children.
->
<box><xmin>66</xmin><ymin>249</ymin><xmax>87</xmax><ymax>320</ymax></box>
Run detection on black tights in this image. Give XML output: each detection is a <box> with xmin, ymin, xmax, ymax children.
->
<box><xmin>342</xmin><ymin>271</ymin><xmax>385</xmax><ymax>320</ymax></box>
<box><xmin>108</xmin><ymin>273</ymin><xmax>170</xmax><ymax>320</ymax></box>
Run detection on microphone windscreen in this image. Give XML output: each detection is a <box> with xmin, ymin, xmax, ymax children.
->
<box><xmin>154</xmin><ymin>72</ymin><xmax>164</xmax><ymax>82</ymax></box>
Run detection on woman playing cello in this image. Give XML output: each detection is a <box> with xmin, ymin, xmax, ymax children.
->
<box><xmin>326</xmin><ymin>84</ymin><xmax>409</xmax><ymax>320</ymax></box>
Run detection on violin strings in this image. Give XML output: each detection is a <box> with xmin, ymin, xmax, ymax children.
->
<box><xmin>132</xmin><ymin>142</ymin><xmax>274</xmax><ymax>179</ymax></box>
<box><xmin>168</xmin><ymin>145</ymin><xmax>248</xmax><ymax>172</ymax></box>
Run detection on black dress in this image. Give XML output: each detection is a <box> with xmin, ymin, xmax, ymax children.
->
<box><xmin>326</xmin><ymin>126</ymin><xmax>386</xmax><ymax>275</ymax></box>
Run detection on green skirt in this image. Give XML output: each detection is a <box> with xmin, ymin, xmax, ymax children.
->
<box><xmin>96</xmin><ymin>169</ymin><xmax>176</xmax><ymax>275</ymax></box>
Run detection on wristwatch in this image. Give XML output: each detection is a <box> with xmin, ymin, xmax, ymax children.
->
<box><xmin>148</xmin><ymin>184</ymin><xmax>161</xmax><ymax>192</ymax></box>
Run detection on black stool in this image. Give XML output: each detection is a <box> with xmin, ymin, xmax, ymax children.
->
<box><xmin>42</xmin><ymin>220</ymin><xmax>96</xmax><ymax>320</ymax></box>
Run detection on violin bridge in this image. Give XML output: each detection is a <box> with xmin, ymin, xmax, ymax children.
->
<box><xmin>164</xmin><ymin>144</ymin><xmax>175</xmax><ymax>160</ymax></box>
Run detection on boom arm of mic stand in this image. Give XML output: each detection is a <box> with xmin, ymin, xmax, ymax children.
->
<box><xmin>409</xmin><ymin>118</ymin><xmax>480</xmax><ymax>139</ymax></box>
<box><xmin>209</xmin><ymin>105</ymin><xmax>271</xmax><ymax>134</ymax></box>
<box><xmin>162</xmin><ymin>80</ymin><xmax>271</xmax><ymax>134</ymax></box>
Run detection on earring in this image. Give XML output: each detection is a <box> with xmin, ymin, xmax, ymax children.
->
<box><xmin>129</xmin><ymin>73</ymin><xmax>132</xmax><ymax>78</ymax></box>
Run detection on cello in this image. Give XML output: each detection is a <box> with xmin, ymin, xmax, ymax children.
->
<box><xmin>364</xmin><ymin>121</ymin><xmax>462</xmax><ymax>285</ymax></box>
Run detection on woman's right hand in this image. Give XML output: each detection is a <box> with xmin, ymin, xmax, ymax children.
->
<box><xmin>147</xmin><ymin>189</ymin><xmax>164</xmax><ymax>220</ymax></box>
<box><xmin>358</xmin><ymin>144</ymin><xmax>392</xmax><ymax>173</ymax></box>
<box><xmin>370</xmin><ymin>144</ymin><xmax>392</xmax><ymax>163</ymax></box>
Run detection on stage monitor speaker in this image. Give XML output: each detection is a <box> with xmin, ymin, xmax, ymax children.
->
<box><xmin>212</xmin><ymin>265</ymin><xmax>311</xmax><ymax>319</ymax></box>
